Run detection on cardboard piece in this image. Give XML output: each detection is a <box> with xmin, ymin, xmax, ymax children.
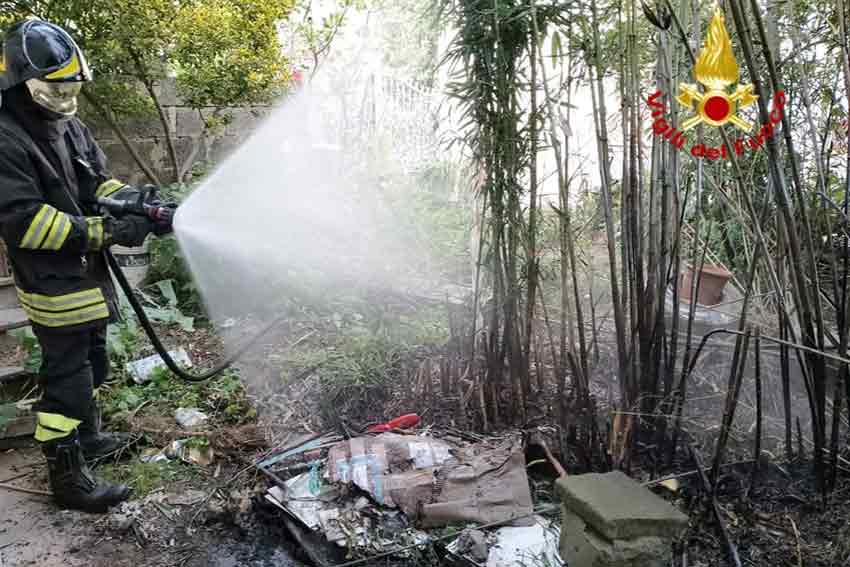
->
<box><xmin>326</xmin><ymin>434</ymin><xmax>533</xmax><ymax>527</ymax></box>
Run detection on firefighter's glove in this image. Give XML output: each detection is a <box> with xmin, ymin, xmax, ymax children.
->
<box><xmin>105</xmin><ymin>215</ymin><xmax>155</xmax><ymax>247</ymax></box>
<box><xmin>150</xmin><ymin>203</ymin><xmax>177</xmax><ymax>236</ymax></box>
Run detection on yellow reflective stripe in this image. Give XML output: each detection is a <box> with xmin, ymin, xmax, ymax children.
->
<box><xmin>96</xmin><ymin>180</ymin><xmax>125</xmax><ymax>198</ymax></box>
<box><xmin>86</xmin><ymin>217</ymin><xmax>104</xmax><ymax>250</ymax></box>
<box><xmin>35</xmin><ymin>424</ymin><xmax>72</xmax><ymax>442</ymax></box>
<box><xmin>34</xmin><ymin>412</ymin><xmax>81</xmax><ymax>442</ymax></box>
<box><xmin>19</xmin><ymin>205</ymin><xmax>57</xmax><ymax>249</ymax></box>
<box><xmin>44</xmin><ymin>54</ymin><xmax>81</xmax><ymax>80</ymax></box>
<box><xmin>41</xmin><ymin>212</ymin><xmax>72</xmax><ymax>250</ymax></box>
<box><xmin>16</xmin><ymin>287</ymin><xmax>105</xmax><ymax>312</ymax></box>
<box><xmin>37</xmin><ymin>412</ymin><xmax>81</xmax><ymax>431</ymax></box>
<box><xmin>21</xmin><ymin>301</ymin><xmax>109</xmax><ymax>328</ymax></box>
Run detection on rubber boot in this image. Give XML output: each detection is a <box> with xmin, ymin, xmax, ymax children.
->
<box><xmin>43</xmin><ymin>431</ymin><xmax>131</xmax><ymax>513</ymax></box>
<box><xmin>79</xmin><ymin>403</ymin><xmax>136</xmax><ymax>459</ymax></box>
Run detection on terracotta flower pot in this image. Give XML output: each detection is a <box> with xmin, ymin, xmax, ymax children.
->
<box><xmin>680</xmin><ymin>263</ymin><xmax>733</xmax><ymax>306</ymax></box>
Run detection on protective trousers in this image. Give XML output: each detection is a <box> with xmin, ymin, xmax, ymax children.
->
<box><xmin>32</xmin><ymin>326</ymin><xmax>108</xmax><ymax>442</ymax></box>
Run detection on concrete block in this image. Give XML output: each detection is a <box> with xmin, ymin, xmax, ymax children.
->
<box><xmin>155</xmin><ymin>79</ymin><xmax>179</xmax><ymax>106</ymax></box>
<box><xmin>225</xmin><ymin>107</ymin><xmax>269</xmax><ymax>137</ymax></box>
<box><xmin>555</xmin><ymin>471</ymin><xmax>688</xmax><ymax>541</ymax></box>
<box><xmin>560</xmin><ymin>507</ymin><xmax>671</xmax><ymax>567</ymax></box>
<box><xmin>176</xmin><ymin>107</ymin><xmax>206</xmax><ymax>136</ymax></box>
<box><xmin>99</xmin><ymin>139</ymin><xmax>169</xmax><ymax>186</ymax></box>
<box><xmin>84</xmin><ymin>116</ymin><xmax>116</xmax><ymax>141</ymax></box>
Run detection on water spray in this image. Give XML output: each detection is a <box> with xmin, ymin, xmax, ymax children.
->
<box><xmin>61</xmin><ymin>158</ymin><xmax>286</xmax><ymax>384</ymax></box>
<box><xmin>106</xmin><ymin>248</ymin><xmax>286</xmax><ymax>383</ymax></box>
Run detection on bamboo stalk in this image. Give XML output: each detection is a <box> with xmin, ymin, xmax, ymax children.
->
<box><xmin>711</xmin><ymin>326</ymin><xmax>751</xmax><ymax>488</ymax></box>
<box><xmin>752</xmin><ymin>328</ymin><xmax>763</xmax><ymax>484</ymax></box>
<box><xmin>589</xmin><ymin>0</ymin><xmax>629</xmax><ymax>405</ymax></box>
<box><xmin>0</xmin><ymin>483</ymin><xmax>51</xmax><ymax>497</ymax></box>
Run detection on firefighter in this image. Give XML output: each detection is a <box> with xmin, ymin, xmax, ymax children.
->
<box><xmin>0</xmin><ymin>19</ymin><xmax>171</xmax><ymax>512</ymax></box>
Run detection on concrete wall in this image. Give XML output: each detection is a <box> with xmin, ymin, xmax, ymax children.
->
<box><xmin>85</xmin><ymin>79</ymin><xmax>271</xmax><ymax>186</ymax></box>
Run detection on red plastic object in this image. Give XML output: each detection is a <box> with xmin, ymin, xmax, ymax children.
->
<box><xmin>366</xmin><ymin>413</ymin><xmax>421</xmax><ymax>433</ymax></box>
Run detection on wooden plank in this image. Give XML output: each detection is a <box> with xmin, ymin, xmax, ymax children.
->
<box><xmin>0</xmin><ymin>405</ymin><xmax>35</xmax><ymax>449</ymax></box>
<box><xmin>0</xmin><ymin>366</ymin><xmax>28</xmax><ymax>384</ymax></box>
<box><xmin>0</xmin><ymin>415</ymin><xmax>35</xmax><ymax>439</ymax></box>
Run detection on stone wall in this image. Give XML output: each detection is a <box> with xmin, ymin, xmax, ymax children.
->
<box><xmin>85</xmin><ymin>79</ymin><xmax>271</xmax><ymax>186</ymax></box>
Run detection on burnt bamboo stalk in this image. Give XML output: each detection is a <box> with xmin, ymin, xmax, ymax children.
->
<box><xmin>711</xmin><ymin>326</ymin><xmax>751</xmax><ymax>490</ymax></box>
<box><xmin>617</xmin><ymin>0</ymin><xmax>632</xmax><ymax>334</ymax></box>
<box><xmin>524</xmin><ymin>18</ymin><xmax>539</xmax><ymax>402</ymax></box>
<box><xmin>753</xmin><ymin>327</ymin><xmax>762</xmax><ymax>481</ymax></box>
<box><xmin>749</xmin><ymin>0</ymin><xmax>831</xmax><ymax>443</ymax></box>
<box><xmin>830</xmin><ymin>365</ymin><xmax>846</xmax><ymax>491</ymax></box>
<box><xmin>747</xmin><ymin>0</ymin><xmax>826</xmax><ymax>354</ymax></box>
<box><xmin>530</xmin><ymin>7</ymin><xmax>588</xmax><ymax>398</ymax></box>
<box><xmin>670</xmin><ymin>221</ymin><xmax>713</xmax><ymax>456</ymax></box>
<box><xmin>662</xmin><ymin>0</ymin><xmax>688</xmax><ymax>456</ymax></box>
<box><xmin>838</xmin><ymin>0</ymin><xmax>850</xmax><ymax>470</ymax></box>
<box><xmin>814</xmin><ymin>4</ymin><xmax>850</xmax><ymax>490</ymax></box>
<box><xmin>646</xmin><ymin>76</ymin><xmax>662</xmax><ymax>435</ymax></box>
<box><xmin>562</xmin><ymin>48</ymin><xmax>589</xmax><ymax>383</ymax></box>
<box><xmin>538</xmin><ymin>291</ymin><xmax>561</xmax><ymax>395</ymax></box>
<box><xmin>665</xmin><ymin>0</ymin><xmax>792</xmax><ymax>324</ymax></box>
<box><xmin>628</xmin><ymin>0</ymin><xmax>648</xmax><ymax>411</ymax></box>
<box><xmin>778</xmin><ymin>231</ymin><xmax>793</xmax><ymax>459</ymax></box>
<box><xmin>688</xmin><ymin>442</ymin><xmax>743</xmax><ymax>567</ymax></box>
<box><xmin>728</xmin><ymin>0</ymin><xmax>826</xmax><ymax>492</ymax></box>
<box><xmin>669</xmin><ymin>0</ymin><xmax>706</xmax><ymax>465</ymax></box>
<box><xmin>667</xmin><ymin>0</ymin><xmax>811</xmax><ymax>464</ymax></box>
<box><xmin>590</xmin><ymin>0</ymin><xmax>629</xmax><ymax>405</ymax></box>
<box><xmin>559</xmin><ymin>100</ymin><xmax>571</xmax><ymax>402</ymax></box>
<box><xmin>470</xmin><ymin>187</ymin><xmax>489</xmax><ymax>373</ymax></box>
<box><xmin>621</xmin><ymin>0</ymin><xmax>636</xmax><ymax>403</ymax></box>
<box><xmin>653</xmin><ymin>25</ymin><xmax>673</xmax><ymax>420</ymax></box>
<box><xmin>500</xmin><ymin>11</ymin><xmax>526</xmax><ymax>423</ymax></box>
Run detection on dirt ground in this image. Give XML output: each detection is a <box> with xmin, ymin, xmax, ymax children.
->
<box><xmin>0</xmin><ymin>445</ymin><xmax>305</xmax><ymax>567</ymax></box>
<box><xmin>0</xmin><ymin>446</ymin><xmax>136</xmax><ymax>567</ymax></box>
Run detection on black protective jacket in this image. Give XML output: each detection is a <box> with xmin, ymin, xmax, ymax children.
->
<box><xmin>0</xmin><ymin>86</ymin><xmax>139</xmax><ymax>331</ymax></box>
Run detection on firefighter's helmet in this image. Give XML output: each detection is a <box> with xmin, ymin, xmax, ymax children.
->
<box><xmin>0</xmin><ymin>19</ymin><xmax>92</xmax><ymax>116</ymax></box>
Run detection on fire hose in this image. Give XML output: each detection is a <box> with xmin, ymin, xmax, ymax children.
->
<box><xmin>97</xmin><ymin>195</ymin><xmax>287</xmax><ymax>383</ymax></box>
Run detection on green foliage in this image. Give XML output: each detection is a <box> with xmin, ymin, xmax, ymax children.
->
<box><xmin>105</xmin><ymin>278</ymin><xmax>196</xmax><ymax>370</ymax></box>
<box><xmin>99</xmin><ymin>460</ymin><xmax>198</xmax><ymax>497</ymax></box>
<box><xmin>291</xmin><ymin>0</ymin><xmax>366</xmax><ymax>71</ymax></box>
<box><xmin>370</xmin><ymin>0</ymin><xmax>440</xmax><ymax>81</ymax></box>
<box><xmin>145</xmin><ymin>182</ymin><xmax>204</xmax><ymax>313</ymax></box>
<box><xmin>379</xmin><ymin>160</ymin><xmax>472</xmax><ymax>280</ymax></box>
<box><xmin>7</xmin><ymin>327</ymin><xmax>42</xmax><ymax>374</ymax></box>
<box><xmin>100</xmin><ymin>368</ymin><xmax>256</xmax><ymax>425</ymax></box>
<box><xmin>0</xmin><ymin>0</ymin><xmax>295</xmax><ymax>178</ymax></box>
<box><xmin>142</xmin><ymin>280</ymin><xmax>195</xmax><ymax>332</ymax></box>
<box><xmin>305</xmin><ymin>332</ymin><xmax>407</xmax><ymax>425</ymax></box>
<box><xmin>281</xmin><ymin>303</ymin><xmax>451</xmax><ymax>426</ymax></box>
<box><xmin>110</xmin><ymin>288</ymin><xmax>141</xmax><ymax>354</ymax></box>
<box><xmin>147</xmin><ymin>236</ymin><xmax>201</xmax><ymax>314</ymax></box>
<box><xmin>171</xmin><ymin>0</ymin><xmax>294</xmax><ymax>108</ymax></box>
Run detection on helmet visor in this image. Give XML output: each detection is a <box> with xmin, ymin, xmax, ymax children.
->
<box><xmin>25</xmin><ymin>78</ymin><xmax>82</xmax><ymax>116</ymax></box>
<box><xmin>22</xmin><ymin>21</ymin><xmax>75</xmax><ymax>72</ymax></box>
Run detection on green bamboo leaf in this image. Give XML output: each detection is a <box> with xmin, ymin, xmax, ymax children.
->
<box><xmin>155</xmin><ymin>279</ymin><xmax>179</xmax><ymax>307</ymax></box>
<box><xmin>551</xmin><ymin>30</ymin><xmax>562</xmax><ymax>61</ymax></box>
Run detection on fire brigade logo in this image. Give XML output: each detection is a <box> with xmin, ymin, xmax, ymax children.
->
<box><xmin>677</xmin><ymin>7</ymin><xmax>757</xmax><ymax>131</ymax></box>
